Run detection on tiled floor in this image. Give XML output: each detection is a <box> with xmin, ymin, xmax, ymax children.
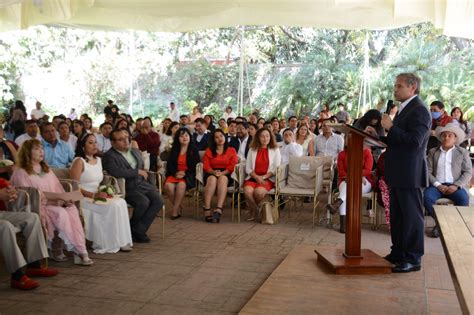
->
<box><xmin>0</xmin><ymin>198</ymin><xmax>462</xmax><ymax>314</ymax></box>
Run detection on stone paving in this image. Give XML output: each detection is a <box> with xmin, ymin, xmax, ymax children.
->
<box><xmin>0</xmin><ymin>198</ymin><xmax>456</xmax><ymax>314</ymax></box>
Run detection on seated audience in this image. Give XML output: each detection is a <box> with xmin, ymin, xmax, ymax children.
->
<box><xmin>30</xmin><ymin>101</ymin><xmax>45</xmax><ymax>120</ymax></box>
<box><xmin>11</xmin><ymin>139</ymin><xmax>92</xmax><ymax>265</ymax></box>
<box><xmin>115</xmin><ymin>118</ymin><xmax>131</xmax><ymax>134</ymax></box>
<box><xmin>279</xmin><ymin>118</ymin><xmax>287</xmax><ymax>133</ymax></box>
<box><xmin>41</xmin><ymin>123</ymin><xmax>74</xmax><ymax>168</ymax></box>
<box><xmin>204</xmin><ymin>115</ymin><xmax>216</xmax><ymax>132</ymax></box>
<box><xmin>326</xmin><ymin>145</ymin><xmax>374</xmax><ymax>233</ymax></box>
<box><xmin>295</xmin><ymin>124</ymin><xmax>314</xmax><ymax>156</ymax></box>
<box><xmin>15</xmin><ymin>120</ymin><xmax>41</xmax><ymax>147</ymax></box>
<box><xmin>450</xmin><ymin>106</ymin><xmax>472</xmax><ymax>148</ymax></box>
<box><xmin>83</xmin><ymin>117</ymin><xmax>95</xmax><ymax>134</ymax></box>
<box><xmin>189</xmin><ymin>106</ymin><xmax>202</xmax><ymax>123</ymax></box>
<box><xmin>192</xmin><ymin>118</ymin><xmax>210</xmax><ymax>151</ymax></box>
<box><xmin>354</xmin><ymin>109</ymin><xmax>385</xmax><ymax>137</ymax></box>
<box><xmin>335</xmin><ymin>103</ymin><xmax>351</xmax><ymax>124</ymax></box>
<box><xmin>58</xmin><ymin>121</ymin><xmax>77</xmax><ymax>152</ymax></box>
<box><xmin>70</xmin><ymin>134</ymin><xmax>133</xmax><ymax>253</ymax></box>
<box><xmin>164</xmin><ymin>128</ymin><xmax>200</xmax><ymax>219</ymax></box>
<box><xmin>0</xmin><ymin>126</ymin><xmax>18</xmax><ymax>179</ymax></box>
<box><xmin>202</xmin><ymin>129</ymin><xmax>238</xmax><ymax>223</ymax></box>
<box><xmin>159</xmin><ymin>121</ymin><xmax>180</xmax><ymax>159</ymax></box>
<box><xmin>218</xmin><ymin>118</ymin><xmax>228</xmax><ymax>133</ymax></box>
<box><xmin>72</xmin><ymin>119</ymin><xmax>87</xmax><ymax>140</ymax></box>
<box><xmin>423</xmin><ymin>123</ymin><xmax>472</xmax><ymax>238</ymax></box>
<box><xmin>227</xmin><ymin>120</ymin><xmax>240</xmax><ymax>150</ymax></box>
<box><xmin>248</xmin><ymin>123</ymin><xmax>258</xmax><ymax>138</ymax></box>
<box><xmin>257</xmin><ymin>117</ymin><xmax>265</xmax><ymax>130</ymax></box>
<box><xmin>313</xmin><ymin>119</ymin><xmax>344</xmax><ymax>159</ymax></box>
<box><xmin>280</xmin><ymin>128</ymin><xmax>303</xmax><ymax>164</ymax></box>
<box><xmin>179</xmin><ymin>114</ymin><xmax>189</xmax><ymax>126</ymax></box>
<box><xmin>134</xmin><ymin>119</ymin><xmax>161</xmax><ymax>172</ymax></box>
<box><xmin>428</xmin><ymin>100</ymin><xmax>453</xmax><ymax>151</ymax></box>
<box><xmin>0</xmin><ymin>184</ymin><xmax>59</xmax><ymax>290</ymax></box>
<box><xmin>96</xmin><ymin>122</ymin><xmax>113</xmax><ymax>154</ymax></box>
<box><xmin>236</xmin><ymin>121</ymin><xmax>252</xmax><ymax>161</ymax></box>
<box><xmin>103</xmin><ymin>129</ymin><xmax>163</xmax><ymax>243</ymax></box>
<box><xmin>244</xmin><ymin>128</ymin><xmax>281</xmax><ymax>221</ymax></box>
<box><xmin>223</xmin><ymin>106</ymin><xmax>237</xmax><ymax>121</ymax></box>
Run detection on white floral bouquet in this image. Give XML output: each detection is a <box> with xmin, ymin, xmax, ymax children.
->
<box><xmin>94</xmin><ymin>184</ymin><xmax>116</xmax><ymax>202</ymax></box>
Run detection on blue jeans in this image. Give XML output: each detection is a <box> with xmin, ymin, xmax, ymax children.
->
<box><xmin>423</xmin><ymin>186</ymin><xmax>470</xmax><ymax>216</ymax></box>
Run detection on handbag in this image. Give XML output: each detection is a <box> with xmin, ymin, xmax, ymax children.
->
<box><xmin>259</xmin><ymin>201</ymin><xmax>279</xmax><ymax>225</ymax></box>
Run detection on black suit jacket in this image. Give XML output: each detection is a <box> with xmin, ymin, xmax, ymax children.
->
<box><xmin>383</xmin><ymin>96</ymin><xmax>431</xmax><ymax>188</ymax></box>
<box><xmin>192</xmin><ymin>132</ymin><xmax>209</xmax><ymax>151</ymax></box>
<box><xmin>102</xmin><ymin>148</ymin><xmax>156</xmax><ymax>193</ymax></box>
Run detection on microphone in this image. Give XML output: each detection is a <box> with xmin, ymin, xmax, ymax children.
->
<box><xmin>385</xmin><ymin>100</ymin><xmax>394</xmax><ymax>114</ymax></box>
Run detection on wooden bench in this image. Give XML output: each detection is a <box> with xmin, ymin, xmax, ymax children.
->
<box><xmin>434</xmin><ymin>205</ymin><xmax>473</xmax><ymax>314</ymax></box>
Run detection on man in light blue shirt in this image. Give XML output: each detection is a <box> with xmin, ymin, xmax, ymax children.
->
<box><xmin>41</xmin><ymin>123</ymin><xmax>74</xmax><ymax>168</ymax></box>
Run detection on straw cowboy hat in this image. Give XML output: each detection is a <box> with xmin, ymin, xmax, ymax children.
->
<box><xmin>435</xmin><ymin>122</ymin><xmax>465</xmax><ymax>145</ymax></box>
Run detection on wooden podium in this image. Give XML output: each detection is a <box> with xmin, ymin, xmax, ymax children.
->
<box><xmin>314</xmin><ymin>124</ymin><xmax>393</xmax><ymax>274</ymax></box>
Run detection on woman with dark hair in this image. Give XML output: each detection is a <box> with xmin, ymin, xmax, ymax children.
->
<box><xmin>451</xmin><ymin>106</ymin><xmax>472</xmax><ymax>148</ymax></box>
<box><xmin>164</xmin><ymin>127</ymin><xmax>200</xmax><ymax>219</ymax></box>
<box><xmin>257</xmin><ymin>117</ymin><xmax>265</xmax><ymax>130</ymax></box>
<box><xmin>295</xmin><ymin>124</ymin><xmax>315</xmax><ymax>156</ymax></box>
<box><xmin>11</xmin><ymin>139</ymin><xmax>92</xmax><ymax>265</ymax></box>
<box><xmin>204</xmin><ymin>115</ymin><xmax>215</xmax><ymax>132</ymax></box>
<box><xmin>69</xmin><ymin>134</ymin><xmax>132</xmax><ymax>253</ymax></box>
<box><xmin>309</xmin><ymin>118</ymin><xmax>319</xmax><ymax>135</ymax></box>
<box><xmin>202</xmin><ymin>129</ymin><xmax>238</xmax><ymax>223</ymax></box>
<box><xmin>72</xmin><ymin>119</ymin><xmax>86</xmax><ymax>139</ymax></box>
<box><xmin>243</xmin><ymin>128</ymin><xmax>281</xmax><ymax>221</ymax></box>
<box><xmin>217</xmin><ymin>118</ymin><xmax>228</xmax><ymax>133</ymax></box>
<box><xmin>354</xmin><ymin>109</ymin><xmax>384</xmax><ymax>137</ymax></box>
<box><xmin>160</xmin><ymin>121</ymin><xmax>179</xmax><ymax>155</ymax></box>
<box><xmin>115</xmin><ymin>118</ymin><xmax>131</xmax><ymax>133</ymax></box>
<box><xmin>0</xmin><ymin>126</ymin><xmax>18</xmax><ymax>179</ymax></box>
<box><xmin>83</xmin><ymin>117</ymin><xmax>94</xmax><ymax>134</ymax></box>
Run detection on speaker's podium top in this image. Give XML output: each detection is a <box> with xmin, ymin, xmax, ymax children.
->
<box><xmin>328</xmin><ymin>123</ymin><xmax>387</xmax><ymax>149</ymax></box>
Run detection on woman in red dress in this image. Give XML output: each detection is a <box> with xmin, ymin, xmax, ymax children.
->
<box><xmin>244</xmin><ymin>128</ymin><xmax>281</xmax><ymax>221</ymax></box>
<box><xmin>202</xmin><ymin>129</ymin><xmax>238</xmax><ymax>223</ymax></box>
<box><xmin>164</xmin><ymin>128</ymin><xmax>200</xmax><ymax>219</ymax></box>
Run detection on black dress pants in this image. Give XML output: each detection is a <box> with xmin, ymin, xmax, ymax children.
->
<box><xmin>389</xmin><ymin>187</ymin><xmax>424</xmax><ymax>264</ymax></box>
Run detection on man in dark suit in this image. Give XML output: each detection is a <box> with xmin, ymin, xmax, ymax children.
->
<box><xmin>103</xmin><ymin>129</ymin><xmax>163</xmax><ymax>243</ymax></box>
<box><xmin>379</xmin><ymin>73</ymin><xmax>431</xmax><ymax>273</ymax></box>
<box><xmin>192</xmin><ymin>118</ymin><xmax>209</xmax><ymax>151</ymax></box>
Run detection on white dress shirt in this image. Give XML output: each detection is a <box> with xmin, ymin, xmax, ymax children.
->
<box><xmin>238</xmin><ymin>136</ymin><xmax>249</xmax><ymax>161</ymax></box>
<box><xmin>15</xmin><ymin>134</ymin><xmax>42</xmax><ymax>147</ymax></box>
<box><xmin>434</xmin><ymin>146</ymin><xmax>455</xmax><ymax>187</ymax></box>
<box><xmin>168</xmin><ymin>108</ymin><xmax>180</xmax><ymax>122</ymax></box>
<box><xmin>280</xmin><ymin>142</ymin><xmax>303</xmax><ymax>165</ymax></box>
<box><xmin>96</xmin><ymin>134</ymin><xmax>112</xmax><ymax>153</ymax></box>
<box><xmin>398</xmin><ymin>94</ymin><xmax>417</xmax><ymax>114</ymax></box>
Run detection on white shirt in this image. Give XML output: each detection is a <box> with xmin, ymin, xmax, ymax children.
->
<box><xmin>30</xmin><ymin>109</ymin><xmax>45</xmax><ymax>119</ymax></box>
<box><xmin>168</xmin><ymin>108</ymin><xmax>180</xmax><ymax>122</ymax></box>
<box><xmin>15</xmin><ymin>133</ymin><xmax>42</xmax><ymax>147</ymax></box>
<box><xmin>398</xmin><ymin>94</ymin><xmax>417</xmax><ymax>114</ymax></box>
<box><xmin>280</xmin><ymin>142</ymin><xmax>303</xmax><ymax>165</ymax></box>
<box><xmin>434</xmin><ymin>146</ymin><xmax>455</xmax><ymax>187</ymax></box>
<box><xmin>223</xmin><ymin>112</ymin><xmax>237</xmax><ymax>121</ymax></box>
<box><xmin>96</xmin><ymin>134</ymin><xmax>112</xmax><ymax>153</ymax></box>
<box><xmin>238</xmin><ymin>135</ymin><xmax>249</xmax><ymax>161</ymax></box>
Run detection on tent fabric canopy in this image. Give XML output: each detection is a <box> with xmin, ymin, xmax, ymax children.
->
<box><xmin>0</xmin><ymin>0</ymin><xmax>473</xmax><ymax>39</ymax></box>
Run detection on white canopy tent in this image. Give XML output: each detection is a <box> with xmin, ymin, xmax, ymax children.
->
<box><xmin>0</xmin><ymin>0</ymin><xmax>473</xmax><ymax>40</ymax></box>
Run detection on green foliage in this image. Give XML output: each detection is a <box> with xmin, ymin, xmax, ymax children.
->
<box><xmin>0</xmin><ymin>23</ymin><xmax>472</xmax><ymax>123</ymax></box>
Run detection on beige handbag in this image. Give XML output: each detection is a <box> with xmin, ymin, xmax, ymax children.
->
<box><xmin>259</xmin><ymin>201</ymin><xmax>279</xmax><ymax>225</ymax></box>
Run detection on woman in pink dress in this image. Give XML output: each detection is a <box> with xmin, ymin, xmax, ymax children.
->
<box><xmin>11</xmin><ymin>139</ymin><xmax>92</xmax><ymax>266</ymax></box>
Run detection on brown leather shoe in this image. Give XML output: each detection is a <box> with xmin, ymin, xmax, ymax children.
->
<box><xmin>326</xmin><ymin>198</ymin><xmax>343</xmax><ymax>215</ymax></box>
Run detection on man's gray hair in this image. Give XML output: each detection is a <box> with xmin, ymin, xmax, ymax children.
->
<box><xmin>396</xmin><ymin>73</ymin><xmax>421</xmax><ymax>94</ymax></box>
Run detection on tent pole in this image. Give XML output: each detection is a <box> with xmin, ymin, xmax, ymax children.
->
<box><xmin>238</xmin><ymin>26</ymin><xmax>245</xmax><ymax>116</ymax></box>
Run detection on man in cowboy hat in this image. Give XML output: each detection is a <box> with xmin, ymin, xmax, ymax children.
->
<box><xmin>423</xmin><ymin>122</ymin><xmax>472</xmax><ymax>238</ymax></box>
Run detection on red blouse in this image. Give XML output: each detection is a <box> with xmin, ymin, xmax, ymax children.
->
<box><xmin>203</xmin><ymin>147</ymin><xmax>238</xmax><ymax>174</ymax></box>
<box><xmin>254</xmin><ymin>148</ymin><xmax>270</xmax><ymax>176</ymax></box>
<box><xmin>337</xmin><ymin>148</ymin><xmax>374</xmax><ymax>187</ymax></box>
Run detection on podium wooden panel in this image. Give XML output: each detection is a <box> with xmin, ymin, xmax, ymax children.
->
<box><xmin>314</xmin><ymin>124</ymin><xmax>392</xmax><ymax>274</ymax></box>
